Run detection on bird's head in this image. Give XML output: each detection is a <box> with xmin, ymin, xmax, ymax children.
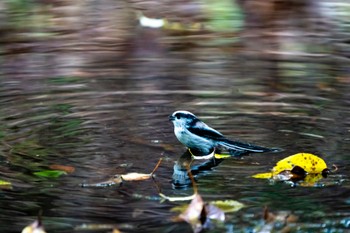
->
<box><xmin>169</xmin><ymin>110</ymin><xmax>198</xmax><ymax>128</ymax></box>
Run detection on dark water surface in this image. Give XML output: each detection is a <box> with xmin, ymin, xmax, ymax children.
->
<box><xmin>1</xmin><ymin>35</ymin><xmax>350</xmax><ymax>233</ymax></box>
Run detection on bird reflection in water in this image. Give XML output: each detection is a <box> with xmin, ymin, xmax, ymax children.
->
<box><xmin>172</xmin><ymin>149</ymin><xmax>225</xmax><ymax>188</ymax></box>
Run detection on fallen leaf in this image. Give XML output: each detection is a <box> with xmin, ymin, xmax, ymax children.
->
<box><xmin>205</xmin><ymin>204</ymin><xmax>225</xmax><ymax>222</ymax></box>
<box><xmin>121</xmin><ymin>173</ymin><xmax>152</xmax><ymax>181</ymax></box>
<box><xmin>273</xmin><ymin>153</ymin><xmax>327</xmax><ymax>174</ymax></box>
<box><xmin>160</xmin><ymin>193</ymin><xmax>197</xmax><ymax>202</ymax></box>
<box><xmin>252</xmin><ymin>153</ymin><xmax>329</xmax><ymax>185</ymax></box>
<box><xmin>175</xmin><ymin>194</ymin><xmax>226</xmax><ymax>233</ymax></box>
<box><xmin>34</xmin><ymin>170</ymin><xmax>67</xmax><ymax>178</ymax></box>
<box><xmin>255</xmin><ymin>207</ymin><xmax>298</xmax><ymax>233</ymax></box>
<box><xmin>0</xmin><ymin>179</ymin><xmax>12</xmax><ymax>190</ymax></box>
<box><xmin>179</xmin><ymin>194</ymin><xmax>205</xmax><ymax>225</ymax></box>
<box><xmin>168</xmin><ymin>166</ymin><xmax>227</xmax><ymax>233</ymax></box>
<box><xmin>299</xmin><ymin>173</ymin><xmax>325</xmax><ymax>187</ymax></box>
<box><xmin>81</xmin><ymin>158</ymin><xmax>162</xmax><ymax>187</ymax></box>
<box><xmin>49</xmin><ymin>164</ymin><xmax>75</xmax><ymax>173</ymax></box>
<box><xmin>21</xmin><ymin>220</ymin><xmax>46</xmax><ymax>233</ymax></box>
<box><xmin>210</xmin><ymin>200</ymin><xmax>245</xmax><ymax>213</ymax></box>
<box><xmin>252</xmin><ymin>172</ymin><xmax>274</xmax><ymax>179</ymax></box>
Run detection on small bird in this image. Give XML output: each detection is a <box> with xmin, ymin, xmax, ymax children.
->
<box><xmin>169</xmin><ymin>110</ymin><xmax>279</xmax><ymax>157</ymax></box>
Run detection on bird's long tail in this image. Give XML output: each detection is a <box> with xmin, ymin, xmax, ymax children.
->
<box><xmin>217</xmin><ymin>138</ymin><xmax>280</xmax><ymax>156</ymax></box>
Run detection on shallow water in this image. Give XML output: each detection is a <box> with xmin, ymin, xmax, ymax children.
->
<box><xmin>1</xmin><ymin>32</ymin><xmax>350</xmax><ymax>233</ymax></box>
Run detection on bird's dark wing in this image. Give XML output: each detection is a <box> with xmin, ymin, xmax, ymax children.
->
<box><xmin>218</xmin><ymin>138</ymin><xmax>280</xmax><ymax>153</ymax></box>
<box><xmin>187</xmin><ymin>120</ymin><xmax>225</xmax><ymax>140</ymax></box>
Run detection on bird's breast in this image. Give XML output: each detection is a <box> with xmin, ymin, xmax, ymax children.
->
<box><xmin>174</xmin><ymin>126</ymin><xmax>185</xmax><ymax>140</ymax></box>
<box><xmin>174</xmin><ymin>126</ymin><xmax>213</xmax><ymax>152</ymax></box>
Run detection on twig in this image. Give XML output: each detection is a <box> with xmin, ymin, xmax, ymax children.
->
<box><xmin>150</xmin><ymin>158</ymin><xmax>163</xmax><ymax>176</ymax></box>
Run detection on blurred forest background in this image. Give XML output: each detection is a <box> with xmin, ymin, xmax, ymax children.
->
<box><xmin>1</xmin><ymin>0</ymin><xmax>349</xmax><ymax>80</ymax></box>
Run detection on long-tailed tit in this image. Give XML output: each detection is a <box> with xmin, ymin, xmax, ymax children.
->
<box><xmin>169</xmin><ymin>110</ymin><xmax>279</xmax><ymax>157</ymax></box>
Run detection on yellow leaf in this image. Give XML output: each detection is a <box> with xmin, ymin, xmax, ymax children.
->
<box><xmin>252</xmin><ymin>173</ymin><xmax>273</xmax><ymax>179</ymax></box>
<box><xmin>172</xmin><ymin>199</ymin><xmax>245</xmax><ymax>213</ymax></box>
<box><xmin>210</xmin><ymin>200</ymin><xmax>245</xmax><ymax>213</ymax></box>
<box><xmin>21</xmin><ymin>220</ymin><xmax>46</xmax><ymax>233</ymax></box>
<box><xmin>272</xmin><ymin>153</ymin><xmax>327</xmax><ymax>175</ymax></box>
<box><xmin>252</xmin><ymin>153</ymin><xmax>328</xmax><ymax>181</ymax></box>
<box><xmin>299</xmin><ymin>173</ymin><xmax>325</xmax><ymax>187</ymax></box>
<box><xmin>171</xmin><ymin>204</ymin><xmax>189</xmax><ymax>213</ymax></box>
<box><xmin>112</xmin><ymin>228</ymin><xmax>122</xmax><ymax>233</ymax></box>
<box><xmin>0</xmin><ymin>180</ymin><xmax>12</xmax><ymax>186</ymax></box>
<box><xmin>0</xmin><ymin>180</ymin><xmax>12</xmax><ymax>190</ymax></box>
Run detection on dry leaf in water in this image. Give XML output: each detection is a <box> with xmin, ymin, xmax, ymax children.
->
<box><xmin>179</xmin><ymin>194</ymin><xmax>205</xmax><ymax>225</ymax></box>
<box><xmin>255</xmin><ymin>207</ymin><xmax>298</xmax><ymax>233</ymax></box>
<box><xmin>175</xmin><ymin>194</ymin><xmax>226</xmax><ymax>233</ymax></box>
<box><xmin>49</xmin><ymin>164</ymin><xmax>75</xmax><ymax>173</ymax></box>
<box><xmin>81</xmin><ymin>158</ymin><xmax>162</xmax><ymax>187</ymax></box>
<box><xmin>120</xmin><ymin>172</ymin><xmax>152</xmax><ymax>181</ymax></box>
<box><xmin>21</xmin><ymin>220</ymin><xmax>46</xmax><ymax>233</ymax></box>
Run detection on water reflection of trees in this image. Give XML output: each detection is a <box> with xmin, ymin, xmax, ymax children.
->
<box><xmin>1</xmin><ymin>0</ymin><xmax>349</xmax><ymax>162</ymax></box>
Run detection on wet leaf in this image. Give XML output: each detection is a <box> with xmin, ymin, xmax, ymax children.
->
<box><xmin>120</xmin><ymin>158</ymin><xmax>162</xmax><ymax>181</ymax></box>
<box><xmin>274</xmin><ymin>153</ymin><xmax>327</xmax><ymax>174</ymax></box>
<box><xmin>0</xmin><ymin>179</ymin><xmax>12</xmax><ymax>190</ymax></box>
<box><xmin>82</xmin><ymin>159</ymin><xmax>162</xmax><ymax>187</ymax></box>
<box><xmin>179</xmin><ymin>194</ymin><xmax>205</xmax><ymax>225</ymax></box>
<box><xmin>0</xmin><ymin>179</ymin><xmax>12</xmax><ymax>186</ymax></box>
<box><xmin>34</xmin><ymin>170</ymin><xmax>67</xmax><ymax>178</ymax></box>
<box><xmin>210</xmin><ymin>200</ymin><xmax>245</xmax><ymax>213</ymax></box>
<box><xmin>172</xmin><ymin>199</ymin><xmax>244</xmax><ymax>213</ymax></box>
<box><xmin>252</xmin><ymin>172</ymin><xmax>274</xmax><ymax>179</ymax></box>
<box><xmin>299</xmin><ymin>173</ymin><xmax>326</xmax><ymax>187</ymax></box>
<box><xmin>160</xmin><ymin>193</ymin><xmax>197</xmax><ymax>202</ymax></box>
<box><xmin>252</xmin><ymin>153</ymin><xmax>328</xmax><ymax>182</ymax></box>
<box><xmin>255</xmin><ymin>207</ymin><xmax>298</xmax><ymax>233</ymax></box>
<box><xmin>174</xmin><ymin>194</ymin><xmax>226</xmax><ymax>233</ymax></box>
<box><xmin>21</xmin><ymin>220</ymin><xmax>46</xmax><ymax>233</ymax></box>
<box><xmin>49</xmin><ymin>164</ymin><xmax>75</xmax><ymax>173</ymax></box>
<box><xmin>205</xmin><ymin>203</ymin><xmax>225</xmax><ymax>222</ymax></box>
<box><xmin>120</xmin><ymin>172</ymin><xmax>152</xmax><ymax>181</ymax></box>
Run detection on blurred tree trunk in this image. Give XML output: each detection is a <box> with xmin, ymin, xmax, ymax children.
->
<box><xmin>235</xmin><ymin>0</ymin><xmax>349</xmax><ymax>82</ymax></box>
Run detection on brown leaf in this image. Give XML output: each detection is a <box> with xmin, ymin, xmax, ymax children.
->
<box><xmin>179</xmin><ymin>194</ymin><xmax>204</xmax><ymax>225</ymax></box>
<box><xmin>49</xmin><ymin>164</ymin><xmax>75</xmax><ymax>173</ymax></box>
<box><xmin>120</xmin><ymin>158</ymin><xmax>163</xmax><ymax>181</ymax></box>
<box><xmin>259</xmin><ymin>207</ymin><xmax>298</xmax><ymax>233</ymax></box>
<box><xmin>204</xmin><ymin>203</ymin><xmax>225</xmax><ymax>222</ymax></box>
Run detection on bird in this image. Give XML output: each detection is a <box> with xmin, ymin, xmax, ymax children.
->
<box><xmin>169</xmin><ymin>110</ymin><xmax>279</xmax><ymax>157</ymax></box>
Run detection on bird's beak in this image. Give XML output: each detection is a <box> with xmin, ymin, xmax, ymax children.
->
<box><xmin>169</xmin><ymin>115</ymin><xmax>175</xmax><ymax>121</ymax></box>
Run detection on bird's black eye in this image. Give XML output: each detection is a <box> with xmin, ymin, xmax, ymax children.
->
<box><xmin>176</xmin><ymin>113</ymin><xmax>180</xmax><ymax>119</ymax></box>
